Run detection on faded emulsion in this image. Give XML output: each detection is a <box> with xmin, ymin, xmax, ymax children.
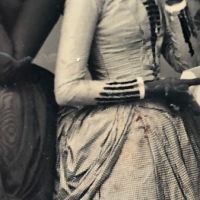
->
<box><xmin>0</xmin><ymin>0</ymin><xmax>200</xmax><ymax>200</ymax></box>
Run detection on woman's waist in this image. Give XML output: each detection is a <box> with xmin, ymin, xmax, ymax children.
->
<box><xmin>59</xmin><ymin>98</ymin><xmax>174</xmax><ymax>118</ymax></box>
<box><xmin>89</xmin><ymin>49</ymin><xmax>160</xmax><ymax>80</ymax></box>
<box><xmin>90</xmin><ymin>68</ymin><xmax>158</xmax><ymax>81</ymax></box>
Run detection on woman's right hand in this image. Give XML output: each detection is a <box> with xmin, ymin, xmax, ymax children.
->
<box><xmin>145</xmin><ymin>77</ymin><xmax>200</xmax><ymax>112</ymax></box>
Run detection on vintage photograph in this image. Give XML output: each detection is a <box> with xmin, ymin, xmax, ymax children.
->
<box><xmin>0</xmin><ymin>0</ymin><xmax>200</xmax><ymax>199</ymax></box>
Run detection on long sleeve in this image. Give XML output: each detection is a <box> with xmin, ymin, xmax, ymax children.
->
<box><xmin>11</xmin><ymin>0</ymin><xmax>61</xmax><ymax>60</ymax></box>
<box><xmin>0</xmin><ymin>23</ymin><xmax>13</xmax><ymax>66</ymax></box>
<box><xmin>0</xmin><ymin>0</ymin><xmax>61</xmax><ymax>84</ymax></box>
<box><xmin>161</xmin><ymin>9</ymin><xmax>191</xmax><ymax>73</ymax></box>
<box><xmin>54</xmin><ymin>0</ymin><xmax>144</xmax><ymax>106</ymax></box>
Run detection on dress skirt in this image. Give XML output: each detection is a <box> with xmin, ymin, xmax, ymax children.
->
<box><xmin>55</xmin><ymin>99</ymin><xmax>200</xmax><ymax>200</ymax></box>
<box><xmin>0</xmin><ymin>64</ymin><xmax>57</xmax><ymax>200</ymax></box>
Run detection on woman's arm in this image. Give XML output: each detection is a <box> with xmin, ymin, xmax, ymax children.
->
<box><xmin>0</xmin><ymin>23</ymin><xmax>13</xmax><ymax>66</ymax></box>
<box><xmin>55</xmin><ymin>0</ymin><xmax>145</xmax><ymax>106</ymax></box>
<box><xmin>0</xmin><ymin>15</ymin><xmax>15</xmax><ymax>82</ymax></box>
<box><xmin>55</xmin><ymin>0</ymin><xmax>200</xmax><ymax>107</ymax></box>
<box><xmin>10</xmin><ymin>0</ymin><xmax>62</xmax><ymax>60</ymax></box>
<box><xmin>161</xmin><ymin>1</ymin><xmax>196</xmax><ymax>72</ymax></box>
<box><xmin>161</xmin><ymin>14</ymin><xmax>190</xmax><ymax>72</ymax></box>
<box><xmin>0</xmin><ymin>0</ymin><xmax>62</xmax><ymax>84</ymax></box>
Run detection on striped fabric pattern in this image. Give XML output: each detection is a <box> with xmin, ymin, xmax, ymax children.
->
<box><xmin>55</xmin><ymin>101</ymin><xmax>200</xmax><ymax>199</ymax></box>
<box><xmin>54</xmin><ymin>0</ymin><xmax>200</xmax><ymax>199</ymax></box>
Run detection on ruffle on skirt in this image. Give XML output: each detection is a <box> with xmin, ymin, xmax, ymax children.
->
<box><xmin>0</xmin><ymin>64</ymin><xmax>57</xmax><ymax>200</ymax></box>
<box><xmin>55</xmin><ymin>100</ymin><xmax>200</xmax><ymax>200</ymax></box>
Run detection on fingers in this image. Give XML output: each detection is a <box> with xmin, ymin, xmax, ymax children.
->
<box><xmin>180</xmin><ymin>78</ymin><xmax>200</xmax><ymax>86</ymax></box>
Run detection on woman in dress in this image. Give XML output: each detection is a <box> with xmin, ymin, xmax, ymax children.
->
<box><xmin>54</xmin><ymin>0</ymin><xmax>200</xmax><ymax>199</ymax></box>
<box><xmin>0</xmin><ymin>0</ymin><xmax>63</xmax><ymax>199</ymax></box>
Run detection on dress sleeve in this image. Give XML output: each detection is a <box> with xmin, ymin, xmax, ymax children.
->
<box><xmin>161</xmin><ymin>10</ymin><xmax>191</xmax><ymax>73</ymax></box>
<box><xmin>0</xmin><ymin>23</ymin><xmax>13</xmax><ymax>66</ymax></box>
<box><xmin>11</xmin><ymin>0</ymin><xmax>61</xmax><ymax>60</ymax></box>
<box><xmin>55</xmin><ymin>0</ymin><xmax>145</xmax><ymax>106</ymax></box>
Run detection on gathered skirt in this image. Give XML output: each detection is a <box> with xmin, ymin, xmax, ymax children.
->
<box><xmin>55</xmin><ymin>100</ymin><xmax>200</xmax><ymax>200</ymax></box>
<box><xmin>0</xmin><ymin>64</ymin><xmax>57</xmax><ymax>200</ymax></box>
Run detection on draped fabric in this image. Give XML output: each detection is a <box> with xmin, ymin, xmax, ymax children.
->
<box><xmin>54</xmin><ymin>0</ymin><xmax>200</xmax><ymax>199</ymax></box>
<box><xmin>0</xmin><ymin>64</ymin><xmax>57</xmax><ymax>200</ymax></box>
<box><xmin>55</xmin><ymin>101</ymin><xmax>200</xmax><ymax>200</ymax></box>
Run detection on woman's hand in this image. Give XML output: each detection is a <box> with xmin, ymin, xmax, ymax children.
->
<box><xmin>145</xmin><ymin>78</ymin><xmax>200</xmax><ymax>112</ymax></box>
<box><xmin>0</xmin><ymin>52</ymin><xmax>32</xmax><ymax>84</ymax></box>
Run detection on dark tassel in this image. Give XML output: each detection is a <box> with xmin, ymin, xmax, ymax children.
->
<box><xmin>185</xmin><ymin>6</ymin><xmax>197</xmax><ymax>38</ymax></box>
<box><xmin>165</xmin><ymin>0</ymin><xmax>196</xmax><ymax>56</ymax></box>
<box><xmin>142</xmin><ymin>0</ymin><xmax>161</xmax><ymax>65</ymax></box>
<box><xmin>178</xmin><ymin>8</ymin><xmax>195</xmax><ymax>56</ymax></box>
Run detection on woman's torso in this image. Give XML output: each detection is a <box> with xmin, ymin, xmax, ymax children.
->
<box><xmin>89</xmin><ymin>0</ymin><xmax>165</xmax><ymax>81</ymax></box>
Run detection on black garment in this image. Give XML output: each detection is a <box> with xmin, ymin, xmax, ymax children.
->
<box><xmin>0</xmin><ymin>64</ymin><xmax>57</xmax><ymax>200</ymax></box>
<box><xmin>181</xmin><ymin>108</ymin><xmax>200</xmax><ymax>158</ymax></box>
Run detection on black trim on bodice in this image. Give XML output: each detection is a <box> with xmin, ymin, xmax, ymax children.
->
<box><xmin>178</xmin><ymin>6</ymin><xmax>196</xmax><ymax>56</ymax></box>
<box><xmin>142</xmin><ymin>0</ymin><xmax>161</xmax><ymax>65</ymax></box>
<box><xmin>165</xmin><ymin>0</ymin><xmax>197</xmax><ymax>56</ymax></box>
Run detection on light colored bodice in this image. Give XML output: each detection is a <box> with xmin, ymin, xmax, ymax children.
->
<box><xmin>89</xmin><ymin>0</ymin><xmax>164</xmax><ymax>81</ymax></box>
<box><xmin>55</xmin><ymin>0</ymin><xmax>191</xmax><ymax>106</ymax></box>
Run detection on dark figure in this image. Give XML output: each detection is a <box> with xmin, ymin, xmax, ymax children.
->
<box><xmin>0</xmin><ymin>0</ymin><xmax>63</xmax><ymax>199</ymax></box>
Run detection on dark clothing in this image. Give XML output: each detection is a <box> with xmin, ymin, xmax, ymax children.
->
<box><xmin>0</xmin><ymin>64</ymin><xmax>57</xmax><ymax>200</ymax></box>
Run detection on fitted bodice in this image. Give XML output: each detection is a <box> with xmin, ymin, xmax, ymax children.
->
<box><xmin>55</xmin><ymin>0</ymin><xmax>190</xmax><ymax>106</ymax></box>
<box><xmin>89</xmin><ymin>0</ymin><xmax>165</xmax><ymax>81</ymax></box>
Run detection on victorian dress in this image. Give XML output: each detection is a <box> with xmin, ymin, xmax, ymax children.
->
<box><xmin>0</xmin><ymin>0</ymin><xmax>61</xmax><ymax>199</ymax></box>
<box><xmin>0</xmin><ymin>64</ymin><xmax>57</xmax><ymax>200</ymax></box>
<box><xmin>54</xmin><ymin>0</ymin><xmax>200</xmax><ymax>199</ymax></box>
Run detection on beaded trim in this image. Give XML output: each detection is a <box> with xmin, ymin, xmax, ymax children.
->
<box><xmin>142</xmin><ymin>0</ymin><xmax>161</xmax><ymax>65</ymax></box>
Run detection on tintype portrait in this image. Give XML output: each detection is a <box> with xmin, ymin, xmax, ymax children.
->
<box><xmin>0</xmin><ymin>0</ymin><xmax>200</xmax><ymax>200</ymax></box>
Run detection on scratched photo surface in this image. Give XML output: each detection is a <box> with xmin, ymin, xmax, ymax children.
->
<box><xmin>0</xmin><ymin>0</ymin><xmax>200</xmax><ymax>200</ymax></box>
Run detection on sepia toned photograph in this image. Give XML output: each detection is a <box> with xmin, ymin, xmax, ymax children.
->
<box><xmin>0</xmin><ymin>0</ymin><xmax>200</xmax><ymax>199</ymax></box>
